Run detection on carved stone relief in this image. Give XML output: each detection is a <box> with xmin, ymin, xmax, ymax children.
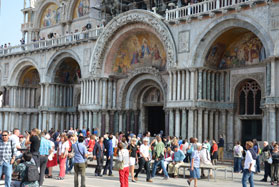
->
<box><xmin>178</xmin><ymin>30</ymin><xmax>190</xmax><ymax>53</ymax></box>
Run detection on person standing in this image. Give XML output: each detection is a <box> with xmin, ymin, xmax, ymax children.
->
<box><xmin>127</xmin><ymin>138</ymin><xmax>137</xmax><ymax>182</ymax></box>
<box><xmin>66</xmin><ymin>135</ymin><xmax>74</xmax><ymax>174</ymax></box>
<box><xmin>9</xmin><ymin>128</ymin><xmax>21</xmax><ymax>158</ymax></box>
<box><xmin>134</xmin><ymin>137</ymin><xmax>152</xmax><ymax>182</ymax></box>
<box><xmin>73</xmin><ymin>136</ymin><xmax>88</xmax><ymax>187</ymax></box>
<box><xmin>233</xmin><ymin>141</ymin><xmax>243</xmax><ymax>173</ymax></box>
<box><xmin>211</xmin><ymin>140</ymin><xmax>218</xmax><ymax>165</ymax></box>
<box><xmin>93</xmin><ymin>137</ymin><xmax>105</xmax><ymax>176</ymax></box>
<box><xmin>218</xmin><ymin>135</ymin><xmax>224</xmax><ymax>161</ymax></box>
<box><xmin>252</xmin><ymin>139</ymin><xmax>261</xmax><ymax>173</ymax></box>
<box><xmin>103</xmin><ymin>134</ymin><xmax>114</xmax><ymax>176</ymax></box>
<box><xmin>38</xmin><ymin>132</ymin><xmax>52</xmax><ymax>186</ymax></box>
<box><xmin>0</xmin><ymin>131</ymin><xmax>17</xmax><ymax>187</ymax></box>
<box><xmin>242</xmin><ymin>141</ymin><xmax>256</xmax><ymax>187</ymax></box>
<box><xmin>187</xmin><ymin>143</ymin><xmax>202</xmax><ymax>187</ymax></box>
<box><xmin>25</xmin><ymin>128</ymin><xmax>41</xmax><ymax>167</ymax></box>
<box><xmin>261</xmin><ymin>141</ymin><xmax>272</xmax><ymax>182</ymax></box>
<box><xmin>151</xmin><ymin>136</ymin><xmax>169</xmax><ymax>180</ymax></box>
<box><xmin>57</xmin><ymin>135</ymin><xmax>69</xmax><ymax>180</ymax></box>
<box><xmin>118</xmin><ymin>142</ymin><xmax>130</xmax><ymax>187</ymax></box>
<box><xmin>271</xmin><ymin>144</ymin><xmax>279</xmax><ymax>185</ymax></box>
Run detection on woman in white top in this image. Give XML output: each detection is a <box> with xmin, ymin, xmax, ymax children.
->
<box><xmin>118</xmin><ymin>142</ymin><xmax>130</xmax><ymax>187</ymax></box>
<box><xmin>57</xmin><ymin>134</ymin><xmax>69</xmax><ymax>180</ymax></box>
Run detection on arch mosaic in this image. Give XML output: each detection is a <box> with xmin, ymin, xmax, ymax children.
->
<box><xmin>118</xmin><ymin>67</ymin><xmax>167</xmax><ymax>109</ymax></box>
<box><xmin>192</xmin><ymin>14</ymin><xmax>274</xmax><ymax>67</ymax></box>
<box><xmin>89</xmin><ymin>10</ymin><xmax>177</xmax><ymax>76</ymax></box>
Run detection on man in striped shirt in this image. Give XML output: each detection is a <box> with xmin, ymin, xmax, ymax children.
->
<box><xmin>0</xmin><ymin>130</ymin><xmax>17</xmax><ymax>187</ymax></box>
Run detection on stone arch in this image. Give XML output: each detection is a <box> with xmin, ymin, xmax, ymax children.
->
<box><xmin>118</xmin><ymin>67</ymin><xmax>167</xmax><ymax>109</ymax></box>
<box><xmin>33</xmin><ymin>0</ymin><xmax>61</xmax><ymax>29</ymax></box>
<box><xmin>89</xmin><ymin>9</ymin><xmax>177</xmax><ymax>76</ymax></box>
<box><xmin>192</xmin><ymin>14</ymin><xmax>274</xmax><ymax>67</ymax></box>
<box><xmin>46</xmin><ymin>49</ymin><xmax>82</xmax><ymax>83</ymax></box>
<box><xmin>8</xmin><ymin>57</ymin><xmax>41</xmax><ymax>85</ymax></box>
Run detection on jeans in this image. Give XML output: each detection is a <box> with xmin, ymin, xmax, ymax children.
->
<box><xmin>242</xmin><ymin>169</ymin><xmax>254</xmax><ymax>187</ymax></box>
<box><xmin>263</xmin><ymin>161</ymin><xmax>271</xmax><ymax>180</ymax></box>
<box><xmin>234</xmin><ymin>157</ymin><xmax>243</xmax><ymax>172</ymax></box>
<box><xmin>271</xmin><ymin>163</ymin><xmax>279</xmax><ymax>182</ymax></box>
<box><xmin>151</xmin><ymin>159</ymin><xmax>169</xmax><ymax>178</ymax></box>
<box><xmin>135</xmin><ymin>157</ymin><xmax>151</xmax><ymax>180</ymax></box>
<box><xmin>95</xmin><ymin>156</ymin><xmax>104</xmax><ymax>175</ymax></box>
<box><xmin>66</xmin><ymin>157</ymin><xmax>74</xmax><ymax>173</ymax></box>
<box><xmin>119</xmin><ymin>167</ymin><xmax>129</xmax><ymax>187</ymax></box>
<box><xmin>255</xmin><ymin>156</ymin><xmax>260</xmax><ymax>173</ymax></box>
<box><xmin>103</xmin><ymin>155</ymin><xmax>113</xmax><ymax>175</ymax></box>
<box><xmin>0</xmin><ymin>162</ymin><xmax>13</xmax><ymax>187</ymax></box>
<box><xmin>74</xmin><ymin>163</ymin><xmax>86</xmax><ymax>187</ymax></box>
<box><xmin>39</xmin><ymin>155</ymin><xmax>48</xmax><ymax>186</ymax></box>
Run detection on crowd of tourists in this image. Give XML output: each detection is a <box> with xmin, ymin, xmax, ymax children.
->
<box><xmin>0</xmin><ymin>127</ymin><xmax>278</xmax><ymax>187</ymax></box>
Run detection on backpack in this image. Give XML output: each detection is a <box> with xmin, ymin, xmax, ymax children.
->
<box><xmin>23</xmin><ymin>163</ymin><xmax>40</xmax><ymax>182</ymax></box>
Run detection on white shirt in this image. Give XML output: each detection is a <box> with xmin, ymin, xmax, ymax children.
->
<box><xmin>233</xmin><ymin>145</ymin><xmax>243</xmax><ymax>157</ymax></box>
<box><xmin>10</xmin><ymin>134</ymin><xmax>20</xmax><ymax>156</ymax></box>
<box><xmin>140</xmin><ymin>144</ymin><xmax>150</xmax><ymax>159</ymax></box>
<box><xmin>59</xmin><ymin>141</ymin><xmax>69</xmax><ymax>155</ymax></box>
<box><xmin>244</xmin><ymin>150</ymin><xmax>256</xmax><ymax>172</ymax></box>
<box><xmin>118</xmin><ymin>149</ymin><xmax>130</xmax><ymax>168</ymax></box>
<box><xmin>200</xmin><ymin>149</ymin><xmax>212</xmax><ymax>165</ymax></box>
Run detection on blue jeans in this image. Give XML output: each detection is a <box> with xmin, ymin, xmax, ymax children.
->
<box><xmin>256</xmin><ymin>156</ymin><xmax>260</xmax><ymax>173</ymax></box>
<box><xmin>66</xmin><ymin>157</ymin><xmax>74</xmax><ymax>173</ymax></box>
<box><xmin>151</xmin><ymin>159</ymin><xmax>169</xmax><ymax>178</ymax></box>
<box><xmin>234</xmin><ymin>157</ymin><xmax>243</xmax><ymax>172</ymax></box>
<box><xmin>0</xmin><ymin>162</ymin><xmax>13</xmax><ymax>187</ymax></box>
<box><xmin>242</xmin><ymin>169</ymin><xmax>254</xmax><ymax>187</ymax></box>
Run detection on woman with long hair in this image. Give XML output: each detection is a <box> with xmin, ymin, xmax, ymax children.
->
<box><xmin>57</xmin><ymin>134</ymin><xmax>69</xmax><ymax>180</ymax></box>
<box><xmin>127</xmin><ymin>138</ymin><xmax>138</xmax><ymax>182</ymax></box>
<box><xmin>211</xmin><ymin>140</ymin><xmax>218</xmax><ymax>165</ymax></box>
<box><xmin>271</xmin><ymin>144</ymin><xmax>279</xmax><ymax>185</ymax></box>
<box><xmin>46</xmin><ymin>133</ymin><xmax>57</xmax><ymax>178</ymax></box>
<box><xmin>118</xmin><ymin>142</ymin><xmax>130</xmax><ymax>187</ymax></box>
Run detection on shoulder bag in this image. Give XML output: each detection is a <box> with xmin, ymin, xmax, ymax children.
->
<box><xmin>114</xmin><ymin>150</ymin><xmax>124</xmax><ymax>171</ymax></box>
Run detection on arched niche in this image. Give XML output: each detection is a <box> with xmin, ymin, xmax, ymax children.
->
<box><xmin>72</xmin><ymin>0</ymin><xmax>90</xmax><ymax>19</ymax></box>
<box><xmin>18</xmin><ymin>66</ymin><xmax>40</xmax><ymax>87</ymax></box>
<box><xmin>40</xmin><ymin>3</ymin><xmax>61</xmax><ymax>28</ymax></box>
<box><xmin>205</xmin><ymin>28</ymin><xmax>266</xmax><ymax>69</ymax></box>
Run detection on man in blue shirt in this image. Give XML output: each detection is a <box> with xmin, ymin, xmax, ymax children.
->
<box><xmin>39</xmin><ymin>133</ymin><xmax>52</xmax><ymax>187</ymax></box>
<box><xmin>81</xmin><ymin>127</ymin><xmax>87</xmax><ymax>137</ymax></box>
<box><xmin>103</xmin><ymin>133</ymin><xmax>113</xmax><ymax>176</ymax></box>
<box><xmin>168</xmin><ymin>145</ymin><xmax>185</xmax><ymax>178</ymax></box>
<box><xmin>73</xmin><ymin>136</ymin><xmax>88</xmax><ymax>187</ymax></box>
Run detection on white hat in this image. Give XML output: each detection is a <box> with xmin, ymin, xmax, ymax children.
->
<box><xmin>196</xmin><ymin>143</ymin><xmax>202</xmax><ymax>147</ymax></box>
<box><xmin>202</xmin><ymin>144</ymin><xmax>208</xmax><ymax>149</ymax></box>
<box><xmin>143</xmin><ymin>137</ymin><xmax>149</xmax><ymax>142</ymax></box>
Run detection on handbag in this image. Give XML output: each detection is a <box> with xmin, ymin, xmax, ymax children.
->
<box><xmin>114</xmin><ymin>151</ymin><xmax>124</xmax><ymax>171</ymax></box>
<box><xmin>268</xmin><ymin>157</ymin><xmax>273</xmax><ymax>164</ymax></box>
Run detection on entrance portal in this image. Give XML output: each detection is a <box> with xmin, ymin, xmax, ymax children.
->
<box><xmin>241</xmin><ymin>120</ymin><xmax>262</xmax><ymax>144</ymax></box>
<box><xmin>147</xmin><ymin>106</ymin><xmax>165</xmax><ymax>136</ymax></box>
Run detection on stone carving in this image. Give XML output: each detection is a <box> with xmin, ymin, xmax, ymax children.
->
<box><xmin>231</xmin><ymin>72</ymin><xmax>265</xmax><ymax>100</ymax></box>
<box><xmin>118</xmin><ymin>67</ymin><xmax>168</xmax><ymax>109</ymax></box>
<box><xmin>178</xmin><ymin>30</ymin><xmax>190</xmax><ymax>53</ymax></box>
<box><xmin>270</xmin><ymin>5</ymin><xmax>279</xmax><ymax>30</ymax></box>
<box><xmin>90</xmin><ymin>10</ymin><xmax>177</xmax><ymax>76</ymax></box>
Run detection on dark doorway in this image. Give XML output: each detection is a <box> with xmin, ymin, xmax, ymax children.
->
<box><xmin>241</xmin><ymin>120</ymin><xmax>262</xmax><ymax>145</ymax></box>
<box><xmin>147</xmin><ymin>106</ymin><xmax>165</xmax><ymax>136</ymax></box>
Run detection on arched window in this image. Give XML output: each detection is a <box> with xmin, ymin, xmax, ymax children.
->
<box><xmin>238</xmin><ymin>80</ymin><xmax>261</xmax><ymax>115</ymax></box>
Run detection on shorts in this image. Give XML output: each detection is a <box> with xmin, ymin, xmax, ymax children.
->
<box><xmin>190</xmin><ymin>167</ymin><xmax>200</xmax><ymax>179</ymax></box>
<box><xmin>129</xmin><ymin>157</ymin><xmax>136</xmax><ymax>166</ymax></box>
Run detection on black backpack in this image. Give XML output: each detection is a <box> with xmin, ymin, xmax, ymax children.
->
<box><xmin>23</xmin><ymin>163</ymin><xmax>40</xmax><ymax>182</ymax></box>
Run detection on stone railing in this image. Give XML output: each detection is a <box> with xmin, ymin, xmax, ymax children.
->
<box><xmin>0</xmin><ymin>27</ymin><xmax>104</xmax><ymax>57</ymax></box>
<box><xmin>165</xmin><ymin>0</ymin><xmax>264</xmax><ymax>21</ymax></box>
<box><xmin>21</xmin><ymin>22</ymin><xmax>34</xmax><ymax>30</ymax></box>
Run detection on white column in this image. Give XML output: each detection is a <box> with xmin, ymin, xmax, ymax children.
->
<box><xmin>38</xmin><ymin>113</ymin><xmax>42</xmax><ymax>130</ymax></box>
<box><xmin>214</xmin><ymin>111</ymin><xmax>219</xmax><ymax>141</ymax></box>
<box><xmin>74</xmin><ymin>114</ymin><xmax>78</xmax><ymax>129</ymax></box>
<box><xmin>169</xmin><ymin>71</ymin><xmax>173</xmax><ymax>101</ymax></box>
<box><xmin>89</xmin><ymin>80</ymin><xmax>92</xmax><ymax>104</ymax></box>
<box><xmin>93</xmin><ymin>111</ymin><xmax>98</xmax><ymax>129</ymax></box>
<box><xmin>227</xmin><ymin>110</ymin><xmax>234</xmax><ymax>150</ymax></box>
<box><xmin>26</xmin><ymin>113</ymin><xmax>31</xmax><ymax>131</ymax></box>
<box><xmin>44</xmin><ymin>84</ymin><xmax>49</xmax><ymax>106</ymax></box>
<box><xmin>81</xmin><ymin>81</ymin><xmax>84</xmax><ymax>104</ymax></box>
<box><xmin>173</xmin><ymin>71</ymin><xmax>177</xmax><ymax>101</ymax></box>
<box><xmin>181</xmin><ymin>109</ymin><xmax>187</xmax><ymax>139</ymax></box>
<box><xmin>40</xmin><ymin>84</ymin><xmax>44</xmax><ymax>106</ymax></box>
<box><xmin>42</xmin><ymin>112</ymin><xmax>47</xmax><ymax>130</ymax></box>
<box><xmin>269</xmin><ymin>106</ymin><xmax>276</xmax><ymax>142</ymax></box>
<box><xmin>49</xmin><ymin>112</ymin><xmax>55</xmax><ymax>130</ymax></box>
<box><xmin>88</xmin><ymin>111</ymin><xmax>92</xmax><ymax>130</ymax></box>
<box><xmin>181</xmin><ymin>70</ymin><xmax>185</xmax><ymax>100</ymax></box>
<box><xmin>188</xmin><ymin>109</ymin><xmax>194</xmax><ymax>138</ymax></box>
<box><xmin>86</xmin><ymin>80</ymin><xmax>89</xmax><ymax>104</ymax></box>
<box><xmin>169</xmin><ymin>109</ymin><xmax>174</xmax><ymax>136</ymax></box>
<box><xmin>79</xmin><ymin>111</ymin><xmax>84</xmax><ymax>129</ymax></box>
<box><xmin>203</xmin><ymin>110</ymin><xmax>208</xmax><ymax>141</ymax></box>
<box><xmin>95</xmin><ymin>79</ymin><xmax>99</xmax><ymax>104</ymax></box>
<box><xmin>108</xmin><ymin>80</ymin><xmax>112</xmax><ymax>108</ymax></box>
<box><xmin>185</xmin><ymin>70</ymin><xmax>190</xmax><ymax>100</ymax></box>
<box><xmin>4</xmin><ymin>112</ymin><xmax>9</xmax><ymax>130</ymax></box>
<box><xmin>60</xmin><ymin>113</ymin><xmax>64</xmax><ymax>130</ymax></box>
<box><xmin>119</xmin><ymin>112</ymin><xmax>123</xmax><ymax>132</ymax></box>
<box><xmin>190</xmin><ymin>70</ymin><xmax>195</xmax><ymax>100</ymax></box>
<box><xmin>197</xmin><ymin>109</ymin><xmax>203</xmax><ymax>142</ymax></box>
<box><xmin>270</xmin><ymin>60</ymin><xmax>276</xmax><ymax>96</ymax></box>
<box><xmin>177</xmin><ymin>71</ymin><xmax>181</xmax><ymax>100</ymax></box>
<box><xmin>113</xmin><ymin>81</ymin><xmax>117</xmax><ymax>108</ymax></box>
<box><xmin>55</xmin><ymin>113</ymin><xmax>59</xmax><ymax>130</ymax></box>
<box><xmin>92</xmin><ymin>80</ymin><xmax>95</xmax><ymax>104</ymax></box>
<box><xmin>102</xmin><ymin>79</ymin><xmax>107</xmax><ymax>108</ymax></box>
<box><xmin>209</xmin><ymin>111</ymin><xmax>214</xmax><ymax>140</ymax></box>
<box><xmin>175</xmin><ymin>109</ymin><xmax>180</xmax><ymax>137</ymax></box>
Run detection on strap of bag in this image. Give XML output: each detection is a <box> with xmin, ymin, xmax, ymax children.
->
<box><xmin>77</xmin><ymin>143</ymin><xmax>85</xmax><ymax>160</ymax></box>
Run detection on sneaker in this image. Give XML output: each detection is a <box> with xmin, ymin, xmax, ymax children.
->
<box><xmin>260</xmin><ymin>178</ymin><xmax>267</xmax><ymax>182</ymax></box>
<box><xmin>163</xmin><ymin>176</ymin><xmax>169</xmax><ymax>180</ymax></box>
<box><xmin>146</xmin><ymin>179</ymin><xmax>153</xmax><ymax>182</ymax></box>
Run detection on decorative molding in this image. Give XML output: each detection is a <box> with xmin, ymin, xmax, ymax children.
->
<box><xmin>90</xmin><ymin>10</ymin><xmax>177</xmax><ymax>75</ymax></box>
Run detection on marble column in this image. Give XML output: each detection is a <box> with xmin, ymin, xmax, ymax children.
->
<box><xmin>181</xmin><ymin>70</ymin><xmax>185</xmax><ymax>100</ymax></box>
<box><xmin>203</xmin><ymin>110</ymin><xmax>209</xmax><ymax>141</ymax></box>
<box><xmin>26</xmin><ymin>113</ymin><xmax>31</xmax><ymax>131</ymax></box>
<box><xmin>188</xmin><ymin>109</ymin><xmax>194</xmax><ymax>138</ymax></box>
<box><xmin>169</xmin><ymin>109</ymin><xmax>174</xmax><ymax>136</ymax></box>
<box><xmin>63</xmin><ymin>86</ymin><xmax>67</xmax><ymax>107</ymax></box>
<box><xmin>181</xmin><ymin>109</ymin><xmax>187</xmax><ymax>139</ymax></box>
<box><xmin>98</xmin><ymin>112</ymin><xmax>102</xmax><ymax>135</ymax></box>
<box><xmin>262</xmin><ymin>109</ymin><xmax>267</xmax><ymax>141</ymax></box>
<box><xmin>175</xmin><ymin>109</ymin><xmax>180</xmax><ymax>137</ymax></box>
<box><xmin>18</xmin><ymin>113</ymin><xmax>23</xmax><ymax>131</ymax></box>
<box><xmin>216</xmin><ymin>73</ymin><xmax>220</xmax><ymax>101</ymax></box>
<box><xmin>93</xmin><ymin>111</ymin><xmax>98</xmax><ymax>129</ymax></box>
<box><xmin>207</xmin><ymin>71</ymin><xmax>211</xmax><ymax>100</ymax></box>
<box><xmin>203</xmin><ymin>70</ymin><xmax>207</xmax><ymax>100</ymax></box>
<box><xmin>79</xmin><ymin>111</ymin><xmax>84</xmax><ymax>129</ymax></box>
<box><xmin>44</xmin><ymin>84</ymin><xmax>49</xmax><ymax>106</ymax></box>
<box><xmin>177</xmin><ymin>71</ymin><xmax>181</xmax><ymax>100</ymax></box>
<box><xmin>108</xmin><ymin>80</ymin><xmax>112</xmax><ymax>109</ymax></box>
<box><xmin>4</xmin><ymin>112</ymin><xmax>9</xmax><ymax>130</ymax></box>
<box><xmin>88</xmin><ymin>111</ymin><xmax>92</xmax><ymax>131</ymax></box>
<box><xmin>55</xmin><ymin>85</ymin><xmax>59</xmax><ymax>107</ymax></box>
<box><xmin>38</xmin><ymin>112</ymin><xmax>42</xmax><ymax>130</ymax></box>
<box><xmin>101</xmin><ymin>112</ymin><xmax>106</xmax><ymax>135</ymax></box>
<box><xmin>220</xmin><ymin>110</ymin><xmax>226</xmax><ymax>137</ymax></box>
<box><xmin>42</xmin><ymin>112</ymin><xmax>47</xmax><ymax>130</ymax></box>
<box><xmin>126</xmin><ymin>110</ymin><xmax>131</xmax><ymax>132</ymax></box>
<box><xmin>95</xmin><ymin>79</ymin><xmax>99</xmax><ymax>104</ymax></box>
<box><xmin>49</xmin><ymin>112</ymin><xmax>55</xmax><ymax>130</ymax></box>
<box><xmin>209</xmin><ymin>111</ymin><xmax>214</xmax><ymax>140</ymax></box>
<box><xmin>269</xmin><ymin>106</ymin><xmax>276</xmax><ymax>142</ymax></box>
<box><xmin>119</xmin><ymin>112</ymin><xmax>123</xmax><ymax>132</ymax></box>
<box><xmin>197</xmin><ymin>109</ymin><xmax>203</xmax><ymax>142</ymax></box>
<box><xmin>81</xmin><ymin>81</ymin><xmax>84</xmax><ymax>104</ymax></box>
<box><xmin>109</xmin><ymin>111</ymin><xmax>114</xmax><ymax>132</ymax></box>
<box><xmin>66</xmin><ymin>114</ymin><xmax>70</xmax><ymax>129</ymax></box>
<box><xmin>40</xmin><ymin>84</ymin><xmax>44</xmax><ymax>106</ymax></box>
<box><xmin>55</xmin><ymin>113</ymin><xmax>59</xmax><ymax>130</ymax></box>
<box><xmin>89</xmin><ymin>80</ymin><xmax>92</xmax><ymax>104</ymax></box>
<box><xmin>235</xmin><ymin>117</ymin><xmax>241</xmax><ymax>142</ymax></box>
<box><xmin>173</xmin><ymin>71</ymin><xmax>177</xmax><ymax>101</ymax></box>
<box><xmin>211</xmin><ymin>72</ymin><xmax>215</xmax><ymax>101</ymax></box>
<box><xmin>227</xmin><ymin>110</ymin><xmax>234</xmax><ymax>150</ymax></box>
<box><xmin>198</xmin><ymin>70</ymin><xmax>203</xmax><ymax>100</ymax></box>
<box><xmin>225</xmin><ymin>71</ymin><xmax>230</xmax><ymax>102</ymax></box>
<box><xmin>10</xmin><ymin>113</ymin><xmax>15</xmax><ymax>131</ymax></box>
<box><xmin>190</xmin><ymin>70</ymin><xmax>195</xmax><ymax>100</ymax></box>
<box><xmin>92</xmin><ymin>80</ymin><xmax>95</xmax><ymax>104</ymax></box>
<box><xmin>169</xmin><ymin>71</ymin><xmax>173</xmax><ymax>101</ymax></box>
<box><xmin>102</xmin><ymin>79</ymin><xmax>107</xmax><ymax>108</ymax></box>
<box><xmin>84</xmin><ymin>111</ymin><xmax>88</xmax><ymax>128</ymax></box>
<box><xmin>112</xmin><ymin>81</ymin><xmax>117</xmax><ymax>109</ymax></box>
<box><xmin>60</xmin><ymin>113</ymin><xmax>65</xmax><ymax>130</ymax></box>
<box><xmin>270</xmin><ymin>60</ymin><xmax>276</xmax><ymax>97</ymax></box>
<box><xmin>165</xmin><ymin>110</ymin><xmax>169</xmax><ymax>136</ymax></box>
<box><xmin>0</xmin><ymin>112</ymin><xmax>3</xmax><ymax>130</ymax></box>
<box><xmin>70</xmin><ymin>113</ymin><xmax>74</xmax><ymax>127</ymax></box>
<box><xmin>74</xmin><ymin>114</ymin><xmax>78</xmax><ymax>129</ymax></box>
<box><xmin>186</xmin><ymin>70</ymin><xmax>190</xmax><ymax>100</ymax></box>
<box><xmin>214</xmin><ymin>111</ymin><xmax>219</xmax><ymax>141</ymax></box>
<box><xmin>220</xmin><ymin>72</ymin><xmax>225</xmax><ymax>102</ymax></box>
<box><xmin>134</xmin><ymin>111</ymin><xmax>139</xmax><ymax>134</ymax></box>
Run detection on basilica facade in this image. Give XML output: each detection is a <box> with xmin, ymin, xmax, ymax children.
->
<box><xmin>0</xmin><ymin>0</ymin><xmax>279</xmax><ymax>150</ymax></box>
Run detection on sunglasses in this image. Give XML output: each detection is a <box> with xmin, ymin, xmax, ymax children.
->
<box><xmin>2</xmin><ymin>135</ymin><xmax>8</xmax><ymax>136</ymax></box>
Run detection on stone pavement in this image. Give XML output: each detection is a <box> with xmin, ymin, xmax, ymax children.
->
<box><xmin>41</xmin><ymin>166</ymin><xmax>270</xmax><ymax>187</ymax></box>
